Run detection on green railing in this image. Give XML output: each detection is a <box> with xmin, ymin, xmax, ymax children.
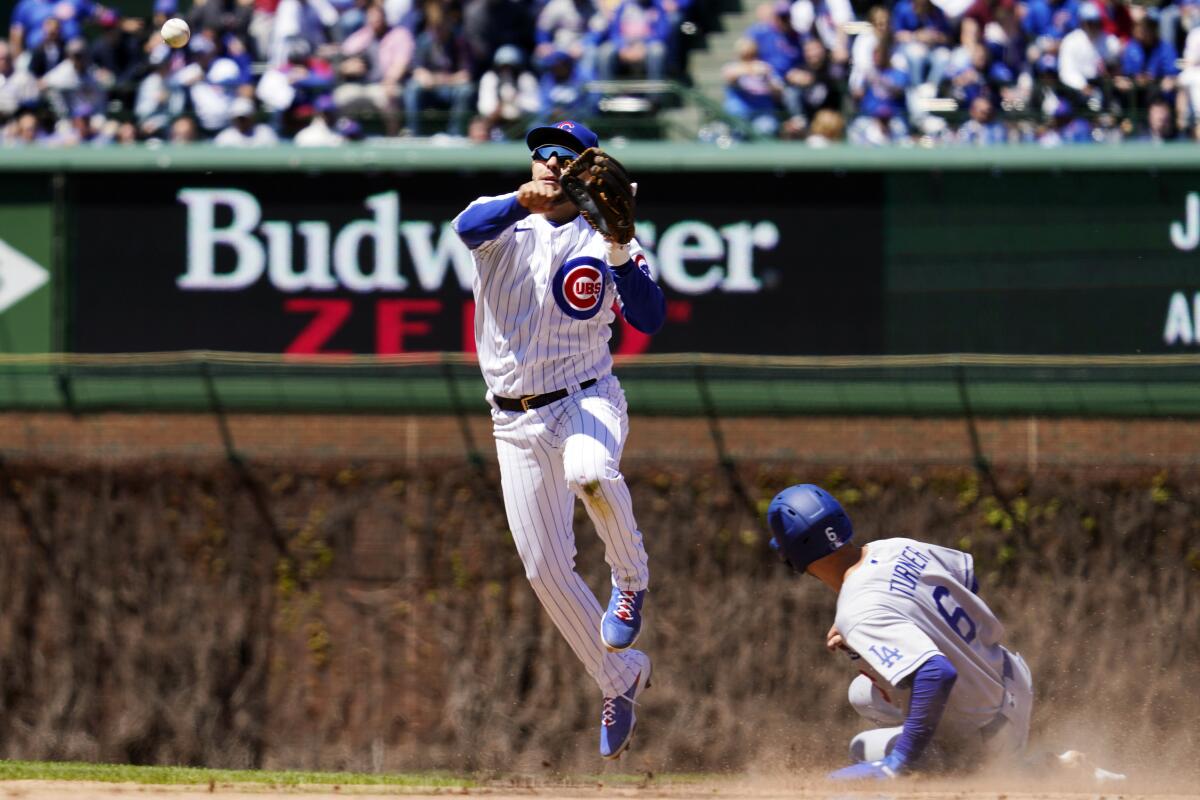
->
<box><xmin>4</xmin><ymin>352</ymin><xmax>1200</xmax><ymax>417</ymax></box>
<box><xmin>8</xmin><ymin>140</ymin><xmax>1200</xmax><ymax>172</ymax></box>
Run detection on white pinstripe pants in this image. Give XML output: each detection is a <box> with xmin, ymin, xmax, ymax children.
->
<box><xmin>492</xmin><ymin>374</ymin><xmax>650</xmax><ymax>697</ymax></box>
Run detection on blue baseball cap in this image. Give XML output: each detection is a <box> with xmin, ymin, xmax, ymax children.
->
<box><xmin>1079</xmin><ymin>3</ymin><xmax>1102</xmax><ymax>22</ymax></box>
<box><xmin>526</xmin><ymin>120</ymin><xmax>599</xmax><ymax>153</ymax></box>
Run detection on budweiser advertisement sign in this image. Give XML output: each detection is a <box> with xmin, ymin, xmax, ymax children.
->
<box><xmin>70</xmin><ymin>172</ymin><xmax>884</xmax><ymax>355</ymax></box>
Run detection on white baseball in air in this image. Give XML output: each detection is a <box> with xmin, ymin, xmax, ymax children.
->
<box><xmin>161</xmin><ymin>18</ymin><xmax>190</xmax><ymax>48</ymax></box>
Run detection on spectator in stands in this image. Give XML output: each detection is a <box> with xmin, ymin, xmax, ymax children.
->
<box><xmin>1058</xmin><ymin>3</ymin><xmax>1119</xmax><ymax>105</ymax></box>
<box><xmin>850</xmin><ymin>6</ymin><xmax>891</xmax><ymax>82</ymax></box>
<box><xmin>336</xmin><ymin>115</ymin><xmax>364</xmax><ymax>139</ymax></box>
<box><xmin>535</xmin><ymin>0</ymin><xmax>600</xmax><ymax>78</ymax></box>
<box><xmin>931</xmin><ymin>0</ymin><xmax>971</xmax><ymax>23</ymax></box>
<box><xmin>57</xmin><ymin>102</ymin><xmax>109</xmax><ymax>145</ymax></box>
<box><xmin>805</xmin><ymin>106</ymin><xmax>845</xmax><ymax>144</ymax></box>
<box><xmin>660</xmin><ymin>0</ymin><xmax>692</xmax><ymax>72</ymax></box>
<box><xmin>269</xmin><ymin>0</ymin><xmax>338</xmax><ymax>66</ymax></box>
<box><xmin>1115</xmin><ymin>6</ymin><xmax>1177</xmax><ymax>110</ymax></box>
<box><xmin>1031</xmin><ymin>51</ymin><xmax>1065</xmax><ymax>115</ymax></box>
<box><xmin>334</xmin><ymin>2</ymin><xmax>412</xmax><ymax>133</ymax></box>
<box><xmin>946</xmin><ymin>42</ymin><xmax>1012</xmax><ymax>108</ymax></box>
<box><xmin>9</xmin><ymin>0</ymin><xmax>105</xmax><ymax>59</ymax></box>
<box><xmin>463</xmin><ymin>0</ymin><xmax>533</xmax><ymax>77</ymax></box>
<box><xmin>294</xmin><ymin>92</ymin><xmax>346</xmax><ymax>143</ymax></box>
<box><xmin>256</xmin><ymin>35</ymin><xmax>335</xmax><ymax>128</ymax></box>
<box><xmin>27</xmin><ymin>16</ymin><xmax>66</xmax><ymax>77</ymax></box>
<box><xmin>1039</xmin><ymin>97</ymin><xmax>1093</xmax><ymax>143</ymax></box>
<box><xmin>722</xmin><ymin>36</ymin><xmax>783</xmax><ymax>136</ymax></box>
<box><xmin>1138</xmin><ymin>96</ymin><xmax>1177</xmax><ymax>140</ymax></box>
<box><xmin>476</xmin><ymin>44</ymin><xmax>538</xmax><ymax>136</ymax></box>
<box><xmin>1092</xmin><ymin>0</ymin><xmax>1132</xmax><ymax>42</ymax></box>
<box><xmin>0</xmin><ymin>41</ymin><xmax>37</xmax><ymax>116</ymax></box>
<box><xmin>1032</xmin><ymin>0</ymin><xmax>1080</xmax><ymax>43</ymax></box>
<box><xmin>597</xmin><ymin>0</ymin><xmax>671</xmax><ymax>79</ymax></box>
<box><xmin>134</xmin><ymin>44</ymin><xmax>181</xmax><ymax>137</ymax></box>
<box><xmin>1179</xmin><ymin>0</ymin><xmax>1200</xmax><ymax>53</ymax></box>
<box><xmin>957</xmin><ymin>0</ymin><xmax>994</xmax><ymax>56</ymax></box>
<box><xmin>174</xmin><ymin>36</ymin><xmax>244</xmax><ymax>134</ymax></box>
<box><xmin>892</xmin><ymin>0</ymin><xmax>952</xmax><ymax>88</ymax></box>
<box><xmin>747</xmin><ymin>2</ymin><xmax>803</xmax><ymax>83</ymax></box>
<box><xmin>169</xmin><ymin>113</ymin><xmax>200</xmax><ymax>141</ymax></box>
<box><xmin>789</xmin><ymin>0</ymin><xmax>854</xmax><ymax>65</ymax></box>
<box><xmin>189</xmin><ymin>0</ymin><xmax>254</xmax><ymax>48</ymax></box>
<box><xmin>215</xmin><ymin>94</ymin><xmax>278</xmax><ymax>143</ymax></box>
<box><xmin>40</xmin><ymin>38</ymin><xmax>107</xmax><ymax>119</ymax></box>
<box><xmin>956</xmin><ymin>93</ymin><xmax>1008</xmax><ymax>142</ymax></box>
<box><xmin>247</xmin><ymin>0</ymin><xmax>277</xmax><ymax>58</ymax></box>
<box><xmin>2</xmin><ymin>107</ymin><xmax>44</xmax><ymax>143</ymax></box>
<box><xmin>984</xmin><ymin>0</ymin><xmax>1028</xmax><ymax>82</ymax></box>
<box><xmin>1177</xmin><ymin>0</ymin><xmax>1200</xmax><ymax>130</ymax></box>
<box><xmin>538</xmin><ymin>48</ymin><xmax>588</xmax><ymax>118</ymax></box>
<box><xmin>114</xmin><ymin>119</ymin><xmax>138</xmax><ymax>144</ymax></box>
<box><xmin>784</xmin><ymin>37</ymin><xmax>845</xmax><ymax>125</ymax></box>
<box><xmin>850</xmin><ymin>39</ymin><xmax>910</xmax><ymax>142</ymax></box>
<box><xmin>404</xmin><ymin>0</ymin><xmax>473</xmax><ymax>135</ymax></box>
<box><xmin>89</xmin><ymin>13</ymin><xmax>147</xmax><ymax>89</ymax></box>
<box><xmin>1020</xmin><ymin>0</ymin><xmax>1057</xmax><ymax>58</ymax></box>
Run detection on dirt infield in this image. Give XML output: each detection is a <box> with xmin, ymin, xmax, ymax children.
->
<box><xmin>0</xmin><ymin>775</ymin><xmax>1179</xmax><ymax>800</ymax></box>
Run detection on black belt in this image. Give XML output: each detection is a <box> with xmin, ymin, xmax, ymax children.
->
<box><xmin>495</xmin><ymin>378</ymin><xmax>597</xmax><ymax>412</ymax></box>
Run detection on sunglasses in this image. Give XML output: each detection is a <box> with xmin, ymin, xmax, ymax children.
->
<box><xmin>531</xmin><ymin>144</ymin><xmax>579</xmax><ymax>164</ymax></box>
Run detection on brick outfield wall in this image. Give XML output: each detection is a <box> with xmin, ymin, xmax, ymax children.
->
<box><xmin>0</xmin><ymin>413</ymin><xmax>1198</xmax><ymax>467</ymax></box>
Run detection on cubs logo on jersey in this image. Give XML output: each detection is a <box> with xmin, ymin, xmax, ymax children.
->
<box><xmin>552</xmin><ymin>256</ymin><xmax>608</xmax><ymax>320</ymax></box>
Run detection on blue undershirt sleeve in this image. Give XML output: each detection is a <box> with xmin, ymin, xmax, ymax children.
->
<box><xmin>612</xmin><ymin>260</ymin><xmax>666</xmax><ymax>334</ymax></box>
<box><xmin>454</xmin><ymin>195</ymin><xmax>529</xmax><ymax>249</ymax></box>
<box><xmin>890</xmin><ymin>654</ymin><xmax>957</xmax><ymax>767</ymax></box>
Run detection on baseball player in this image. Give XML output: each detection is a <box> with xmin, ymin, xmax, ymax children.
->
<box><xmin>766</xmin><ymin>484</ymin><xmax>1034</xmax><ymax>779</ymax></box>
<box><xmin>451</xmin><ymin>121</ymin><xmax>665</xmax><ymax>760</ymax></box>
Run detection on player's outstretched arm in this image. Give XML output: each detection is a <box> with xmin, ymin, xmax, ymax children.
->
<box><xmin>607</xmin><ymin>242</ymin><xmax>665</xmax><ymax>334</ymax></box>
<box><xmin>453</xmin><ymin>192</ymin><xmax>537</xmax><ymax>250</ymax></box>
<box><xmin>828</xmin><ymin>654</ymin><xmax>958</xmax><ymax>780</ymax></box>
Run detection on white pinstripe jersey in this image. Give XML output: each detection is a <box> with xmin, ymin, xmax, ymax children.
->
<box><xmin>835</xmin><ymin>538</ymin><xmax>1010</xmax><ymax>733</ymax></box>
<box><xmin>455</xmin><ymin>192</ymin><xmax>648</xmax><ymax>399</ymax></box>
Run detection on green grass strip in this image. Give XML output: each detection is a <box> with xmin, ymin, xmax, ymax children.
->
<box><xmin>0</xmin><ymin>760</ymin><xmax>472</xmax><ymax>787</ymax></box>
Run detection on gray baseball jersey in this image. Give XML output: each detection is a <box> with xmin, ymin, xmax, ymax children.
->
<box><xmin>835</xmin><ymin>537</ymin><xmax>1010</xmax><ymax>735</ymax></box>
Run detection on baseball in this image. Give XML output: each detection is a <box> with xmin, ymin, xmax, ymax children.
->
<box><xmin>161</xmin><ymin>18</ymin><xmax>190</xmax><ymax>49</ymax></box>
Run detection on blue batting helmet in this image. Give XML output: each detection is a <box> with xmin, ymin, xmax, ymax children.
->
<box><xmin>767</xmin><ymin>484</ymin><xmax>853</xmax><ymax>572</ymax></box>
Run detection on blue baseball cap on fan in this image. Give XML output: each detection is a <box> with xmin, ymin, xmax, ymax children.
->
<box><xmin>526</xmin><ymin>120</ymin><xmax>599</xmax><ymax>153</ymax></box>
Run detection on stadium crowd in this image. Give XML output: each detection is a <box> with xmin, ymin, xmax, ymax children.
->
<box><xmin>0</xmin><ymin>0</ymin><xmax>1194</xmax><ymax>145</ymax></box>
<box><xmin>722</xmin><ymin>0</ymin><xmax>1197</xmax><ymax>143</ymax></box>
<box><xmin>1</xmin><ymin>0</ymin><xmax>697</xmax><ymax>145</ymax></box>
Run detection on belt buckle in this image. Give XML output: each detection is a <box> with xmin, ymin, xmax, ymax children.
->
<box><xmin>519</xmin><ymin>394</ymin><xmax>537</xmax><ymax>412</ymax></box>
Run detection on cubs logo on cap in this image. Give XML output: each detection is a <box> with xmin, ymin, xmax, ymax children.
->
<box><xmin>552</xmin><ymin>256</ymin><xmax>608</xmax><ymax>320</ymax></box>
<box><xmin>527</xmin><ymin>120</ymin><xmax>599</xmax><ymax>153</ymax></box>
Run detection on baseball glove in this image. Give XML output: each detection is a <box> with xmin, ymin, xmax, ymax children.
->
<box><xmin>560</xmin><ymin>148</ymin><xmax>636</xmax><ymax>245</ymax></box>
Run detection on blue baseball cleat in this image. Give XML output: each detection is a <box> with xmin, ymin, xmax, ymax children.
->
<box><xmin>601</xmin><ymin>587</ymin><xmax>645</xmax><ymax>652</ymax></box>
<box><xmin>599</xmin><ymin>663</ymin><xmax>652</xmax><ymax>760</ymax></box>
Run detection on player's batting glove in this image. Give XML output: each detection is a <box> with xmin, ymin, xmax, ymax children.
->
<box><xmin>827</xmin><ymin>754</ymin><xmax>906</xmax><ymax>781</ymax></box>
